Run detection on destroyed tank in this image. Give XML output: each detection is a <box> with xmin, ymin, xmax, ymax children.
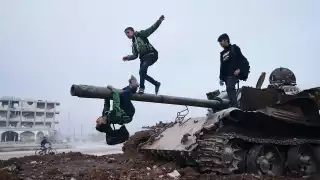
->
<box><xmin>70</xmin><ymin>67</ymin><xmax>320</xmax><ymax>177</ymax></box>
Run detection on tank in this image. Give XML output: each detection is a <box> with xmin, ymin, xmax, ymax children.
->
<box><xmin>71</xmin><ymin>68</ymin><xmax>320</xmax><ymax>177</ymax></box>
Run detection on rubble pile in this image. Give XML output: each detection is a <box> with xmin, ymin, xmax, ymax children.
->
<box><xmin>0</xmin><ymin>150</ymin><xmax>310</xmax><ymax>180</ymax></box>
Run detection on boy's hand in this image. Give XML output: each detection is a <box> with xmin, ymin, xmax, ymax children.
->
<box><xmin>159</xmin><ymin>15</ymin><xmax>165</xmax><ymax>21</ymax></box>
<box><xmin>234</xmin><ymin>69</ymin><xmax>240</xmax><ymax>76</ymax></box>
<box><xmin>96</xmin><ymin>116</ymin><xmax>106</xmax><ymax>125</ymax></box>
<box><xmin>219</xmin><ymin>80</ymin><xmax>224</xmax><ymax>86</ymax></box>
<box><xmin>122</xmin><ymin>56</ymin><xmax>129</xmax><ymax>61</ymax></box>
<box><xmin>107</xmin><ymin>85</ymin><xmax>114</xmax><ymax>91</ymax></box>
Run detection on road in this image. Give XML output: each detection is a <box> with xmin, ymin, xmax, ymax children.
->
<box><xmin>0</xmin><ymin>144</ymin><xmax>123</xmax><ymax>160</ymax></box>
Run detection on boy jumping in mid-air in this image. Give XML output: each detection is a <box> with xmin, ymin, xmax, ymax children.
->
<box><xmin>122</xmin><ymin>15</ymin><xmax>165</xmax><ymax>94</ymax></box>
<box><xmin>95</xmin><ymin>75</ymin><xmax>139</xmax><ymax>145</ymax></box>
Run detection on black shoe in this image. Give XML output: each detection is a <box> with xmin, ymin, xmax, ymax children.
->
<box><xmin>138</xmin><ymin>88</ymin><xmax>144</xmax><ymax>94</ymax></box>
<box><xmin>155</xmin><ymin>82</ymin><xmax>161</xmax><ymax>95</ymax></box>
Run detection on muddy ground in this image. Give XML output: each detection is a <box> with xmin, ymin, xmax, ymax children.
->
<box><xmin>1</xmin><ymin>151</ymin><xmax>312</xmax><ymax>180</ymax></box>
<box><xmin>0</xmin><ymin>129</ymin><xmax>318</xmax><ymax>180</ymax></box>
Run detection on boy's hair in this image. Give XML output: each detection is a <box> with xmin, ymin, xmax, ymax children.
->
<box><xmin>124</xmin><ymin>27</ymin><xmax>134</xmax><ymax>32</ymax></box>
<box><xmin>217</xmin><ymin>33</ymin><xmax>230</xmax><ymax>42</ymax></box>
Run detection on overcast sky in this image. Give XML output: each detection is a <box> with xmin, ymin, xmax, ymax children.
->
<box><xmin>1</xmin><ymin>0</ymin><xmax>319</xmax><ymax>136</ymax></box>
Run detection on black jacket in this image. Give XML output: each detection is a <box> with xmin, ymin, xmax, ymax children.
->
<box><xmin>219</xmin><ymin>44</ymin><xmax>247</xmax><ymax>81</ymax></box>
<box><xmin>41</xmin><ymin>139</ymin><xmax>49</xmax><ymax>146</ymax></box>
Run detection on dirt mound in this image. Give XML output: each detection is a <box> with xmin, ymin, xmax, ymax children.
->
<box><xmin>0</xmin><ymin>151</ymin><xmax>311</xmax><ymax>180</ymax></box>
<box><xmin>122</xmin><ymin>129</ymin><xmax>155</xmax><ymax>155</ymax></box>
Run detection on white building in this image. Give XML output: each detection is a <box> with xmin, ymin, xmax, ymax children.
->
<box><xmin>0</xmin><ymin>96</ymin><xmax>60</xmax><ymax>142</ymax></box>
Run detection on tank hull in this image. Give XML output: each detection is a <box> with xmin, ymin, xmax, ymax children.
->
<box><xmin>135</xmin><ymin>107</ymin><xmax>320</xmax><ymax>177</ymax></box>
<box><xmin>133</xmin><ymin>86</ymin><xmax>320</xmax><ymax>177</ymax></box>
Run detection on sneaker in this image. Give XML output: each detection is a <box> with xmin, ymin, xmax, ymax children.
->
<box><xmin>155</xmin><ymin>82</ymin><xmax>161</xmax><ymax>95</ymax></box>
<box><xmin>138</xmin><ymin>88</ymin><xmax>144</xmax><ymax>94</ymax></box>
<box><xmin>129</xmin><ymin>75</ymin><xmax>139</xmax><ymax>89</ymax></box>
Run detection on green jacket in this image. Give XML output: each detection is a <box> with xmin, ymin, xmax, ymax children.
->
<box><xmin>102</xmin><ymin>90</ymin><xmax>131</xmax><ymax>125</ymax></box>
<box><xmin>102</xmin><ymin>91</ymin><xmax>123</xmax><ymax>118</ymax></box>
<box><xmin>126</xmin><ymin>19</ymin><xmax>162</xmax><ymax>60</ymax></box>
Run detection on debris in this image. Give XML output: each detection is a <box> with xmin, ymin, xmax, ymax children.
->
<box><xmin>168</xmin><ymin>170</ymin><xmax>180</xmax><ymax>179</ymax></box>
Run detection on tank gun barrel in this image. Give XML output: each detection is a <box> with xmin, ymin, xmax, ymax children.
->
<box><xmin>70</xmin><ymin>84</ymin><xmax>229</xmax><ymax>108</ymax></box>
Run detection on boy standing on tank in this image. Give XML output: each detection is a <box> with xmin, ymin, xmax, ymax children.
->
<box><xmin>122</xmin><ymin>15</ymin><xmax>165</xmax><ymax>95</ymax></box>
<box><xmin>217</xmin><ymin>33</ymin><xmax>250</xmax><ymax>107</ymax></box>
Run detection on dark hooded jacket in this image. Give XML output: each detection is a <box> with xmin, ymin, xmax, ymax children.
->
<box><xmin>219</xmin><ymin>44</ymin><xmax>249</xmax><ymax>81</ymax></box>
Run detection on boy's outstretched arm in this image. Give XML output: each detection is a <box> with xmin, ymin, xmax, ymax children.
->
<box><xmin>102</xmin><ymin>98</ymin><xmax>110</xmax><ymax>117</ymax></box>
<box><xmin>138</xmin><ymin>15</ymin><xmax>165</xmax><ymax>38</ymax></box>
<box><xmin>107</xmin><ymin>85</ymin><xmax>122</xmax><ymax>117</ymax></box>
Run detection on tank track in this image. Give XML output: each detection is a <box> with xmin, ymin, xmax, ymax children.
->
<box><xmin>196</xmin><ymin>131</ymin><xmax>320</xmax><ymax>174</ymax></box>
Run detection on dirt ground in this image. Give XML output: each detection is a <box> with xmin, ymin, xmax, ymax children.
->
<box><xmin>1</xmin><ymin>151</ymin><xmax>312</xmax><ymax>180</ymax></box>
<box><xmin>0</xmin><ymin>128</ymin><xmax>318</xmax><ymax>180</ymax></box>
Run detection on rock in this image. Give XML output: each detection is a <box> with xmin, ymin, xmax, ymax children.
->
<box><xmin>179</xmin><ymin>167</ymin><xmax>198</xmax><ymax>177</ymax></box>
<box><xmin>63</xmin><ymin>172</ymin><xmax>73</xmax><ymax>177</ymax></box>
<box><xmin>168</xmin><ymin>170</ymin><xmax>180</xmax><ymax>179</ymax></box>
<box><xmin>107</xmin><ymin>158</ymin><xmax>114</xmax><ymax>163</ymax></box>
<box><xmin>1</xmin><ymin>165</ymin><xmax>18</xmax><ymax>172</ymax></box>
<box><xmin>78</xmin><ymin>171</ymin><xmax>85</xmax><ymax>177</ymax></box>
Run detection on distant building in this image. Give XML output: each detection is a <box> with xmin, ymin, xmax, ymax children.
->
<box><xmin>0</xmin><ymin>96</ymin><xmax>60</xmax><ymax>142</ymax></box>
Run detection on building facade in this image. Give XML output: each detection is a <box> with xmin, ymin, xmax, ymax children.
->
<box><xmin>0</xmin><ymin>96</ymin><xmax>60</xmax><ymax>142</ymax></box>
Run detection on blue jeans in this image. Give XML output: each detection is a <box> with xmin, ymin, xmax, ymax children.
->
<box><xmin>225</xmin><ymin>76</ymin><xmax>238</xmax><ymax>107</ymax></box>
<box><xmin>139</xmin><ymin>53</ymin><xmax>159</xmax><ymax>89</ymax></box>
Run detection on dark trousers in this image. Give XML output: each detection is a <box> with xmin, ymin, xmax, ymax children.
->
<box><xmin>139</xmin><ymin>53</ymin><xmax>158</xmax><ymax>89</ymax></box>
<box><xmin>120</xmin><ymin>86</ymin><xmax>136</xmax><ymax>118</ymax></box>
<box><xmin>225</xmin><ymin>76</ymin><xmax>238</xmax><ymax>107</ymax></box>
<box><xmin>121</xmin><ymin>86</ymin><xmax>136</xmax><ymax>108</ymax></box>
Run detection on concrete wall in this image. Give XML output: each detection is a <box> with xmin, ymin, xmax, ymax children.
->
<box><xmin>0</xmin><ymin>130</ymin><xmax>49</xmax><ymax>142</ymax></box>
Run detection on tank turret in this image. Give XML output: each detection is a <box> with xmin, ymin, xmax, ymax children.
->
<box><xmin>269</xmin><ymin>67</ymin><xmax>296</xmax><ymax>85</ymax></box>
<box><xmin>268</xmin><ymin>67</ymin><xmax>301</xmax><ymax>95</ymax></box>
